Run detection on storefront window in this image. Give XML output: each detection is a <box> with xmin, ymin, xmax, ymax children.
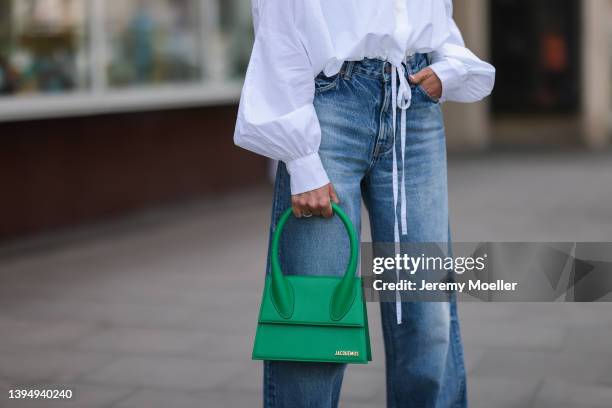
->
<box><xmin>0</xmin><ymin>0</ymin><xmax>253</xmax><ymax>121</ymax></box>
<box><xmin>0</xmin><ymin>0</ymin><xmax>89</xmax><ymax>96</ymax></box>
<box><xmin>105</xmin><ymin>0</ymin><xmax>202</xmax><ymax>87</ymax></box>
<box><xmin>491</xmin><ymin>0</ymin><xmax>581</xmax><ymax>114</ymax></box>
<box><xmin>216</xmin><ymin>0</ymin><xmax>254</xmax><ymax>80</ymax></box>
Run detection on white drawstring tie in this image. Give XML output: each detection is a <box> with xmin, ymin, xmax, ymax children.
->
<box><xmin>390</xmin><ymin>56</ymin><xmax>412</xmax><ymax>324</ymax></box>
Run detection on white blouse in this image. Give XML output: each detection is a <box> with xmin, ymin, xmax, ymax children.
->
<box><xmin>234</xmin><ymin>0</ymin><xmax>496</xmax><ymax>195</ymax></box>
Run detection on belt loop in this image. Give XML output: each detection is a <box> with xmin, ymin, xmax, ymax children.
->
<box><xmin>404</xmin><ymin>53</ymin><xmax>414</xmax><ymax>74</ymax></box>
<box><xmin>342</xmin><ymin>61</ymin><xmax>355</xmax><ymax>80</ymax></box>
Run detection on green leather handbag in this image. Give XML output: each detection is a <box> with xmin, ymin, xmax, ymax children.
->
<box><xmin>252</xmin><ymin>203</ymin><xmax>371</xmax><ymax>364</ymax></box>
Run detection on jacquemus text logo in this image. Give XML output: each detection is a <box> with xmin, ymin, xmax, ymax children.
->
<box><xmin>335</xmin><ymin>350</ymin><xmax>359</xmax><ymax>357</ymax></box>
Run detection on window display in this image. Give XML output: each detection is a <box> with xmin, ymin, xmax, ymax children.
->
<box><xmin>217</xmin><ymin>0</ymin><xmax>254</xmax><ymax>80</ymax></box>
<box><xmin>491</xmin><ymin>0</ymin><xmax>581</xmax><ymax>114</ymax></box>
<box><xmin>106</xmin><ymin>0</ymin><xmax>202</xmax><ymax>87</ymax></box>
<box><xmin>0</xmin><ymin>0</ymin><xmax>253</xmax><ymax>121</ymax></box>
<box><xmin>0</xmin><ymin>0</ymin><xmax>89</xmax><ymax>96</ymax></box>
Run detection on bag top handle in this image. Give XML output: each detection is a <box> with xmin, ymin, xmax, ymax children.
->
<box><xmin>269</xmin><ymin>203</ymin><xmax>360</xmax><ymax>321</ymax></box>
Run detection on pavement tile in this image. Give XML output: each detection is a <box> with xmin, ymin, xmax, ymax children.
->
<box><xmin>1</xmin><ymin>383</ymin><xmax>134</xmax><ymax>408</ymax></box>
<box><xmin>459</xmin><ymin>303</ymin><xmax>552</xmax><ymax>325</ymax></box>
<box><xmin>195</xmin><ymin>390</ymin><xmax>263</xmax><ymax>408</ymax></box>
<box><xmin>193</xmin><ymin>334</ymin><xmax>255</xmax><ymax>362</ymax></box>
<box><xmin>564</xmin><ymin>307</ymin><xmax>611</xmax><ymax>327</ymax></box>
<box><xmin>189</xmin><ymin>308</ymin><xmax>257</xmax><ymax>335</ymax></box>
<box><xmin>463</xmin><ymin>347</ymin><xmax>486</xmax><ymax>375</ymax></box>
<box><xmin>531</xmin><ymin>379</ymin><xmax>612</xmax><ymax>408</ymax></box>
<box><xmin>0</xmin><ymin>378</ymin><xmax>13</xmax><ymax>402</ymax></box>
<box><xmin>114</xmin><ymin>389</ymin><xmax>208</xmax><ymax>408</ymax></box>
<box><xmin>0</xmin><ymin>319</ymin><xmax>96</xmax><ymax>351</ymax></box>
<box><xmin>217</xmin><ymin>361</ymin><xmax>261</xmax><ymax>394</ymax></box>
<box><xmin>1</xmin><ymin>154</ymin><xmax>612</xmax><ymax>405</ymax></box>
<box><xmin>0</xmin><ymin>296</ymin><xmax>257</xmax><ymax>334</ymax></box>
<box><xmin>562</xmin><ymin>327</ymin><xmax>612</xmax><ymax>354</ymax></box>
<box><xmin>0</xmin><ymin>299</ymin><xmax>204</xmax><ymax>332</ymax></box>
<box><xmin>460</xmin><ymin>322</ymin><xmax>566</xmax><ymax>351</ymax></box>
<box><xmin>0</xmin><ymin>350</ymin><xmax>116</xmax><ymax>384</ymax></box>
<box><xmin>222</xmin><ymin>361</ymin><xmax>387</xmax><ymax>404</ymax></box>
<box><xmin>470</xmin><ymin>349</ymin><xmax>612</xmax><ymax>385</ymax></box>
<box><xmin>113</xmin><ymin>388</ymin><xmax>231</xmax><ymax>408</ymax></box>
<box><xmin>81</xmin><ymin>356</ymin><xmax>245</xmax><ymax>391</ymax></box>
<box><xmin>341</xmin><ymin>367</ymin><xmax>386</xmax><ymax>403</ymax></box>
<box><xmin>467</xmin><ymin>377</ymin><xmax>539</xmax><ymax>408</ymax></box>
<box><xmin>74</xmin><ymin>327</ymin><xmax>209</xmax><ymax>356</ymax></box>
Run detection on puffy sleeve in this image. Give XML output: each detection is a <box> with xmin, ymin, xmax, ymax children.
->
<box><xmin>234</xmin><ymin>0</ymin><xmax>329</xmax><ymax>195</ymax></box>
<box><xmin>429</xmin><ymin>0</ymin><xmax>496</xmax><ymax>103</ymax></box>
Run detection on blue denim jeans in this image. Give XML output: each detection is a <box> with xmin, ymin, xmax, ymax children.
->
<box><xmin>263</xmin><ymin>54</ymin><xmax>467</xmax><ymax>408</ymax></box>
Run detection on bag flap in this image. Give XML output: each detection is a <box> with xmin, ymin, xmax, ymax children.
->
<box><xmin>258</xmin><ymin>275</ymin><xmax>365</xmax><ymax>327</ymax></box>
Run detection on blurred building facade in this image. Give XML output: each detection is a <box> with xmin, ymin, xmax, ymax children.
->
<box><xmin>447</xmin><ymin>0</ymin><xmax>612</xmax><ymax>150</ymax></box>
<box><xmin>0</xmin><ymin>0</ymin><xmax>610</xmax><ymax>240</ymax></box>
<box><xmin>0</xmin><ymin>0</ymin><xmax>264</xmax><ymax>240</ymax></box>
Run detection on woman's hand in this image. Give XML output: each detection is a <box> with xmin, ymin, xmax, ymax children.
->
<box><xmin>291</xmin><ymin>183</ymin><xmax>340</xmax><ymax>219</ymax></box>
<box><xmin>409</xmin><ymin>67</ymin><xmax>442</xmax><ymax>101</ymax></box>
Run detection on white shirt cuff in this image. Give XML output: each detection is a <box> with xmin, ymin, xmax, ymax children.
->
<box><xmin>285</xmin><ymin>153</ymin><xmax>330</xmax><ymax>195</ymax></box>
<box><xmin>430</xmin><ymin>58</ymin><xmax>468</xmax><ymax>102</ymax></box>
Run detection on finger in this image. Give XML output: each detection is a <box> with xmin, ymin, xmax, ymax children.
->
<box><xmin>296</xmin><ymin>195</ymin><xmax>310</xmax><ymax>218</ymax></box>
<box><xmin>309</xmin><ymin>208</ymin><xmax>322</xmax><ymax>217</ymax></box>
<box><xmin>422</xmin><ymin>75</ymin><xmax>439</xmax><ymax>88</ymax></box>
<box><xmin>315</xmin><ymin>194</ymin><xmax>332</xmax><ymax>218</ymax></box>
<box><xmin>306</xmin><ymin>197</ymin><xmax>318</xmax><ymax>214</ymax></box>
<box><xmin>321</xmin><ymin>201</ymin><xmax>333</xmax><ymax>218</ymax></box>
<box><xmin>291</xmin><ymin>197</ymin><xmax>302</xmax><ymax>218</ymax></box>
<box><xmin>421</xmin><ymin>78</ymin><xmax>442</xmax><ymax>99</ymax></box>
<box><xmin>295</xmin><ymin>198</ymin><xmax>312</xmax><ymax>217</ymax></box>
<box><xmin>421</xmin><ymin>81</ymin><xmax>434</xmax><ymax>95</ymax></box>
<box><xmin>409</xmin><ymin>68</ymin><xmax>432</xmax><ymax>84</ymax></box>
<box><xmin>307</xmin><ymin>201</ymin><xmax>322</xmax><ymax>217</ymax></box>
<box><xmin>312</xmin><ymin>195</ymin><xmax>331</xmax><ymax>216</ymax></box>
<box><xmin>329</xmin><ymin>184</ymin><xmax>340</xmax><ymax>204</ymax></box>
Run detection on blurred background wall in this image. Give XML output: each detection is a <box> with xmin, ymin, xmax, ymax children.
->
<box><xmin>0</xmin><ymin>0</ymin><xmax>611</xmax><ymax>241</ymax></box>
<box><xmin>447</xmin><ymin>0</ymin><xmax>612</xmax><ymax>150</ymax></box>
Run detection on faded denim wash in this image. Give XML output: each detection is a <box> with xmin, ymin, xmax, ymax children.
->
<box><xmin>262</xmin><ymin>54</ymin><xmax>467</xmax><ymax>408</ymax></box>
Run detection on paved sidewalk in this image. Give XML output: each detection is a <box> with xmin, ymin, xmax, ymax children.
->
<box><xmin>1</xmin><ymin>151</ymin><xmax>611</xmax><ymax>408</ymax></box>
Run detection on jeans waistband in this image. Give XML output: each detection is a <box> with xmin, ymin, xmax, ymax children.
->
<box><xmin>338</xmin><ymin>53</ymin><xmax>430</xmax><ymax>81</ymax></box>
